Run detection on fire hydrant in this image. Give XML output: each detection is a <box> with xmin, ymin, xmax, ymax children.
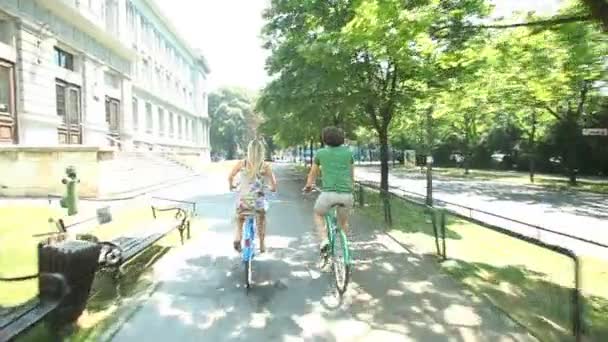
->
<box><xmin>60</xmin><ymin>166</ymin><xmax>79</xmax><ymax>216</ymax></box>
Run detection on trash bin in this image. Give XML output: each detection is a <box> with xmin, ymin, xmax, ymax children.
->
<box><xmin>38</xmin><ymin>240</ymin><xmax>101</xmax><ymax>327</ymax></box>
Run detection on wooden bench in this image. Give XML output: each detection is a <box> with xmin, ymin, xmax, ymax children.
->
<box><xmin>93</xmin><ymin>202</ymin><xmax>192</xmax><ymax>272</ymax></box>
<box><xmin>97</xmin><ymin>209</ymin><xmax>189</xmax><ymax>270</ymax></box>
<box><xmin>40</xmin><ymin>198</ymin><xmax>193</xmax><ymax>272</ymax></box>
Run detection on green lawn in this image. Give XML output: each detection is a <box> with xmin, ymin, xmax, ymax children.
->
<box><xmin>393</xmin><ymin>166</ymin><xmax>608</xmax><ymax>194</ymax></box>
<box><xmin>358</xmin><ymin>188</ymin><xmax>608</xmax><ymax>342</ymax></box>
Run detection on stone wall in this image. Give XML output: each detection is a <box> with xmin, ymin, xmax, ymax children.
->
<box><xmin>0</xmin><ymin>146</ymin><xmax>112</xmax><ymax>197</ymax></box>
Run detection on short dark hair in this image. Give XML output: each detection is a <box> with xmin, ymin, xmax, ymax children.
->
<box><xmin>322</xmin><ymin>126</ymin><xmax>345</xmax><ymax>147</ymax></box>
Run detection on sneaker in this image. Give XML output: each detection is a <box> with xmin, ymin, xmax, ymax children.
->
<box><xmin>319</xmin><ymin>241</ymin><xmax>330</xmax><ymax>257</ymax></box>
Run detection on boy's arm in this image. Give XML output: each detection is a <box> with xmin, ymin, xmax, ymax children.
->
<box><xmin>305</xmin><ymin>164</ymin><xmax>320</xmax><ymax>190</ymax></box>
<box><xmin>305</xmin><ymin>153</ymin><xmax>321</xmax><ymax>190</ymax></box>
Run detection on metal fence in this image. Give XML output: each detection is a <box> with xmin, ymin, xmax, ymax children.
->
<box><xmin>355</xmin><ymin>181</ymin><xmax>607</xmax><ymax>342</ymax></box>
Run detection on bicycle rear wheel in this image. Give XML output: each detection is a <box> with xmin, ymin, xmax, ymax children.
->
<box><xmin>244</xmin><ymin>258</ymin><xmax>252</xmax><ymax>288</ymax></box>
<box><xmin>332</xmin><ymin>228</ymin><xmax>351</xmax><ymax>295</ymax></box>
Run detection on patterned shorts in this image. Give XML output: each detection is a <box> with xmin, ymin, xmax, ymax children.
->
<box><xmin>236</xmin><ymin>194</ymin><xmax>267</xmax><ymax>215</ymax></box>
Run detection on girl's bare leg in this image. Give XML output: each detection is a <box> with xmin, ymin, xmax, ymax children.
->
<box><xmin>234</xmin><ymin>214</ymin><xmax>245</xmax><ymax>251</ymax></box>
<box><xmin>257</xmin><ymin>212</ymin><xmax>266</xmax><ymax>252</ymax></box>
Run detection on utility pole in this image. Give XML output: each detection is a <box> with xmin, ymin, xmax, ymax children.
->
<box><xmin>426</xmin><ymin>106</ymin><xmax>434</xmax><ymax>206</ymax></box>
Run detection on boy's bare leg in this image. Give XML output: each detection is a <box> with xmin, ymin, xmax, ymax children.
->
<box><xmin>337</xmin><ymin>208</ymin><xmax>350</xmax><ymax>234</ymax></box>
<box><xmin>314</xmin><ymin>211</ymin><xmax>327</xmax><ymax>243</ymax></box>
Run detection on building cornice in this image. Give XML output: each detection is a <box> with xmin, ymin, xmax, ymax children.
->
<box><xmin>36</xmin><ymin>0</ymin><xmax>136</xmax><ymax>62</ymax></box>
<box><xmin>139</xmin><ymin>0</ymin><xmax>210</xmax><ymax>74</ymax></box>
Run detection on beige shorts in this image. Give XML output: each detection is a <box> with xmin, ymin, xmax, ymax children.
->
<box><xmin>314</xmin><ymin>192</ymin><xmax>354</xmax><ymax>215</ymax></box>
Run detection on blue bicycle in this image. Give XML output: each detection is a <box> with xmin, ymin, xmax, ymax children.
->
<box><xmin>233</xmin><ymin>184</ymin><xmax>274</xmax><ymax>289</ymax></box>
<box><xmin>241</xmin><ymin>212</ymin><xmax>257</xmax><ymax>289</ymax></box>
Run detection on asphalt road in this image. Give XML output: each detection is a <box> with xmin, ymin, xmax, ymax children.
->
<box><xmin>109</xmin><ymin>165</ymin><xmax>533</xmax><ymax>342</ymax></box>
<box><xmin>355</xmin><ymin>167</ymin><xmax>608</xmax><ymax>259</ymax></box>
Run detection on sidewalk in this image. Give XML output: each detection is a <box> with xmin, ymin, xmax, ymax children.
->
<box><xmin>105</xmin><ymin>166</ymin><xmax>535</xmax><ymax>341</ymax></box>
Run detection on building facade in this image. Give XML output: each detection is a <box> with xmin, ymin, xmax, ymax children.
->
<box><xmin>0</xmin><ymin>0</ymin><xmax>210</xmax><ymax>157</ymax></box>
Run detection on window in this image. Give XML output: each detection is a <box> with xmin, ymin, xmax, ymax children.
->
<box><xmin>55</xmin><ymin>83</ymin><xmax>66</xmax><ymax>118</ymax></box>
<box><xmin>105</xmin><ymin>97</ymin><xmax>120</xmax><ymax>132</ymax></box>
<box><xmin>132</xmin><ymin>97</ymin><xmax>139</xmax><ymax>131</ymax></box>
<box><xmin>56</xmin><ymin>80</ymin><xmax>82</xmax><ymax>144</ymax></box>
<box><xmin>169</xmin><ymin>112</ymin><xmax>174</xmax><ymax>137</ymax></box>
<box><xmin>0</xmin><ymin>64</ymin><xmax>12</xmax><ymax>114</ymax></box>
<box><xmin>126</xmin><ymin>2</ymin><xmax>135</xmax><ymax>42</ymax></box>
<box><xmin>158</xmin><ymin>107</ymin><xmax>165</xmax><ymax>136</ymax></box>
<box><xmin>142</xmin><ymin>59</ymin><xmax>149</xmax><ymax>84</ymax></box>
<box><xmin>186</xmin><ymin>118</ymin><xmax>191</xmax><ymax>141</ymax></box>
<box><xmin>145</xmin><ymin>102</ymin><xmax>153</xmax><ymax>133</ymax></box>
<box><xmin>54</xmin><ymin>47</ymin><xmax>74</xmax><ymax>70</ymax></box>
<box><xmin>105</xmin><ymin>0</ymin><xmax>119</xmax><ymax>35</ymax></box>
<box><xmin>177</xmin><ymin>115</ymin><xmax>183</xmax><ymax>139</ymax></box>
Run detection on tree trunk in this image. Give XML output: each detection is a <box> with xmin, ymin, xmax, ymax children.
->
<box><xmin>379</xmin><ymin>128</ymin><xmax>392</xmax><ymax>226</ymax></box>
<box><xmin>464</xmin><ymin>152</ymin><xmax>471</xmax><ymax>175</ymax></box>
<box><xmin>529</xmin><ymin>158</ymin><xmax>536</xmax><ymax>183</ymax></box>
<box><xmin>379</xmin><ymin>130</ymin><xmax>390</xmax><ymax>192</ymax></box>
<box><xmin>529</xmin><ymin>111</ymin><xmax>537</xmax><ymax>183</ymax></box>
<box><xmin>426</xmin><ymin>106</ymin><xmax>434</xmax><ymax>206</ymax></box>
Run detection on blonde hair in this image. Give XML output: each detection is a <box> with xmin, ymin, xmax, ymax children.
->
<box><xmin>245</xmin><ymin>139</ymin><xmax>266</xmax><ymax>178</ymax></box>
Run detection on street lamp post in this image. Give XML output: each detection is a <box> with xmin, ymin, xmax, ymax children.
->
<box><xmin>426</xmin><ymin>106</ymin><xmax>434</xmax><ymax>206</ymax></box>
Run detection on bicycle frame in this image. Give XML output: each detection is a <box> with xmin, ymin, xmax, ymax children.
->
<box><xmin>324</xmin><ymin>208</ymin><xmax>351</xmax><ymax>265</ymax></box>
<box><xmin>242</xmin><ymin>214</ymin><xmax>256</xmax><ymax>262</ymax></box>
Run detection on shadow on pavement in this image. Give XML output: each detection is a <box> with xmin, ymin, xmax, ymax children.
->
<box><xmin>109</xmin><ymin>166</ymin><xmax>534</xmax><ymax>341</ymax></box>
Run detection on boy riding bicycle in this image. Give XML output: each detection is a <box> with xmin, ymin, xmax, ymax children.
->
<box><xmin>304</xmin><ymin>126</ymin><xmax>355</xmax><ymax>257</ymax></box>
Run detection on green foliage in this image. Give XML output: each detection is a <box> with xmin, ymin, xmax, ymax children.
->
<box><xmin>209</xmin><ymin>87</ymin><xmax>259</xmax><ymax>159</ymax></box>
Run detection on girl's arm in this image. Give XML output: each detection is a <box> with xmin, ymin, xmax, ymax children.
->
<box><xmin>228</xmin><ymin>160</ymin><xmax>244</xmax><ymax>189</ymax></box>
<box><xmin>266</xmin><ymin>163</ymin><xmax>277</xmax><ymax>192</ymax></box>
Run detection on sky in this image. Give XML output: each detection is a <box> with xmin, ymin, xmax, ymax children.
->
<box><xmin>155</xmin><ymin>0</ymin><xmax>563</xmax><ymax>92</ymax></box>
<box><xmin>155</xmin><ymin>0</ymin><xmax>270</xmax><ymax>91</ymax></box>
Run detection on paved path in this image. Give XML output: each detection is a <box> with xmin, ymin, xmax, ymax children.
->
<box><xmin>356</xmin><ymin>167</ymin><xmax>608</xmax><ymax>259</ymax></box>
<box><xmin>109</xmin><ymin>166</ymin><xmax>533</xmax><ymax>342</ymax></box>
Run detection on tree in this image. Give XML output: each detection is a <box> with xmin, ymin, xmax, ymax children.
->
<box><xmin>260</xmin><ymin>0</ymin><xmax>491</xmax><ymax>192</ymax></box>
<box><xmin>209</xmin><ymin>87</ymin><xmax>259</xmax><ymax>159</ymax></box>
<box><xmin>492</xmin><ymin>11</ymin><xmax>607</xmax><ymax>184</ymax></box>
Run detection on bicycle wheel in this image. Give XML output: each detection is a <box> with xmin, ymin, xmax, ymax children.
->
<box><xmin>244</xmin><ymin>258</ymin><xmax>252</xmax><ymax>288</ymax></box>
<box><xmin>332</xmin><ymin>228</ymin><xmax>351</xmax><ymax>295</ymax></box>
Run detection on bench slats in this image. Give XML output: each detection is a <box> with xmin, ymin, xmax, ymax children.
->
<box><xmin>0</xmin><ymin>300</ymin><xmax>59</xmax><ymax>342</ymax></box>
<box><xmin>107</xmin><ymin>218</ymin><xmax>183</xmax><ymax>266</ymax></box>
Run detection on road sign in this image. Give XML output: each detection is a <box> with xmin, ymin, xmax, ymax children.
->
<box><xmin>582</xmin><ymin>128</ymin><xmax>608</xmax><ymax>136</ymax></box>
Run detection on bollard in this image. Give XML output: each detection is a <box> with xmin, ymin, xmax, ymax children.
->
<box><xmin>59</xmin><ymin>166</ymin><xmax>79</xmax><ymax>216</ymax></box>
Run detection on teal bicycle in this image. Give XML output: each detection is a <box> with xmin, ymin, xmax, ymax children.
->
<box><xmin>304</xmin><ymin>186</ymin><xmax>353</xmax><ymax>296</ymax></box>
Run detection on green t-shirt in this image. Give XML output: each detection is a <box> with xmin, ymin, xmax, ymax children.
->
<box><xmin>314</xmin><ymin>146</ymin><xmax>354</xmax><ymax>193</ymax></box>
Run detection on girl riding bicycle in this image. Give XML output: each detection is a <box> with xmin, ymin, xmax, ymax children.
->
<box><xmin>228</xmin><ymin>139</ymin><xmax>277</xmax><ymax>253</ymax></box>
